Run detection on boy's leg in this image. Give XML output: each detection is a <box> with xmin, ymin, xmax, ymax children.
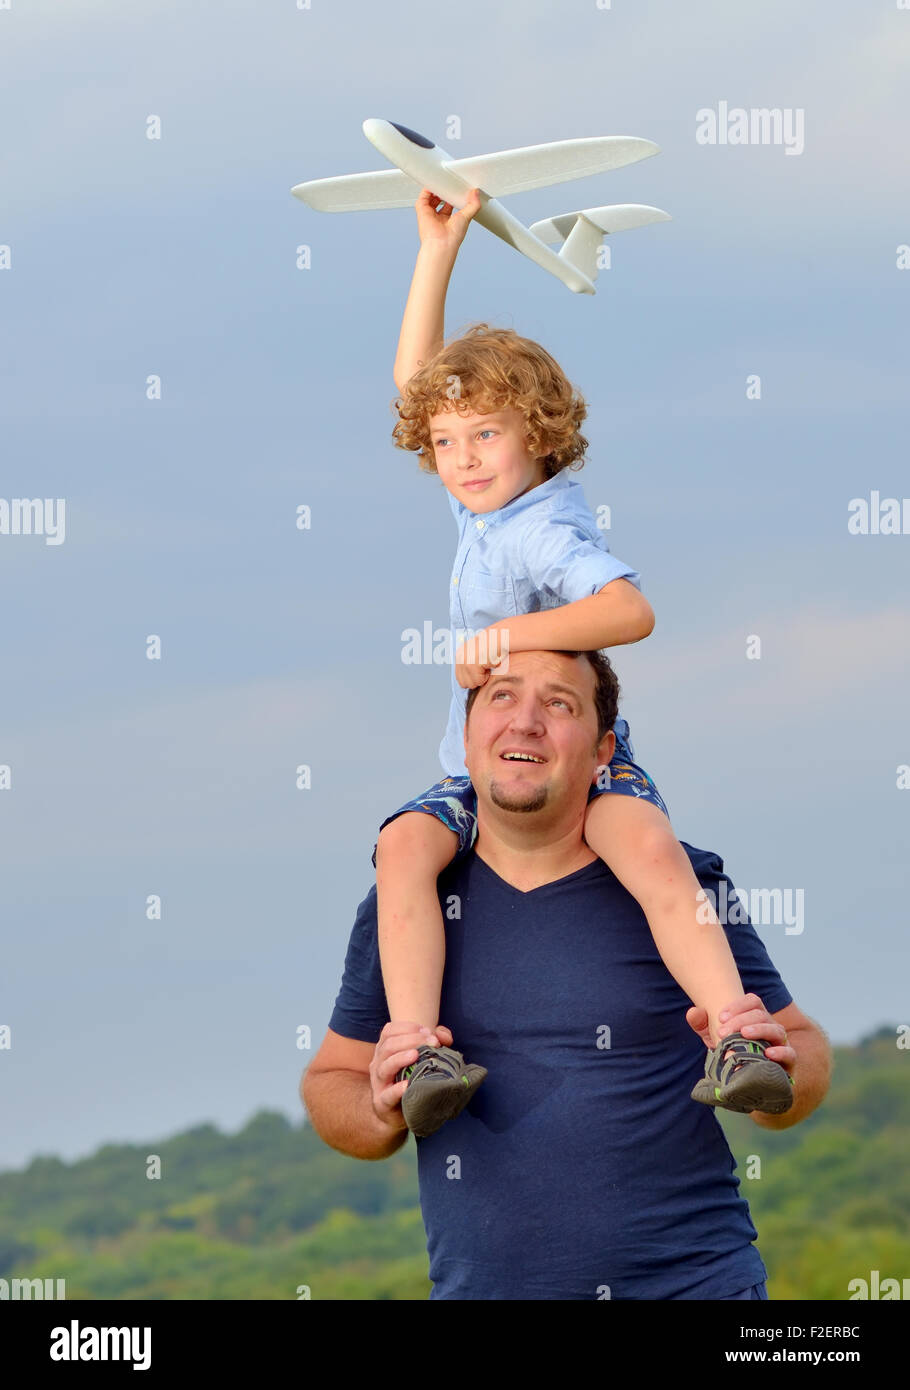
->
<box><xmin>374</xmin><ymin>784</ymin><xmax>487</xmax><ymax>1138</ymax></box>
<box><xmin>584</xmin><ymin>790</ymin><xmax>792</xmax><ymax>1113</ymax></box>
<box><xmin>375</xmin><ymin>810</ymin><xmax>458</xmax><ymax>1031</ymax></box>
<box><xmin>584</xmin><ymin>794</ymin><xmax>741</xmax><ymax>1049</ymax></box>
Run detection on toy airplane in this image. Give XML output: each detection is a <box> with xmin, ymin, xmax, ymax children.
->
<box><xmin>291</xmin><ymin>119</ymin><xmax>671</xmax><ymax>295</ymax></box>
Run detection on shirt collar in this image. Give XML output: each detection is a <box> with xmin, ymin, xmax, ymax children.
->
<box><xmin>457</xmin><ymin>470</ymin><xmax>573</xmax><ymax>529</ymax></box>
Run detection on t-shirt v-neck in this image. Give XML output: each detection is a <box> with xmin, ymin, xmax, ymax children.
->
<box><xmin>470</xmin><ymin>847</ymin><xmax>606</xmax><ymax>897</ymax></box>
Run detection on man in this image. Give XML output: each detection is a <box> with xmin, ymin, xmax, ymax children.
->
<box><xmin>303</xmin><ymin>649</ymin><xmax>831</xmax><ymax>1299</ymax></box>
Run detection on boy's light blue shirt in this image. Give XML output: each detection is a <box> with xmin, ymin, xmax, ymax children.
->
<box><xmin>439</xmin><ymin>470</ymin><xmax>641</xmax><ymax>777</ymax></box>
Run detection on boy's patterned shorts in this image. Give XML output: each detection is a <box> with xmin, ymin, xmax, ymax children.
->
<box><xmin>373</xmin><ymin>736</ymin><xmax>669</xmax><ymax>862</ymax></box>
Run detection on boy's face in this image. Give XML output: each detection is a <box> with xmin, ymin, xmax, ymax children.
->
<box><xmin>427</xmin><ymin>405</ymin><xmax>548</xmax><ymax>514</ymax></box>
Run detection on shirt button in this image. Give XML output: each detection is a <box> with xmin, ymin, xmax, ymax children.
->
<box><xmin>452</xmin><ymin>577</ymin><xmax>459</xmax><ymax>586</ymax></box>
<box><xmin>475</xmin><ymin>519</ymin><xmax>485</xmax><ymax>531</ymax></box>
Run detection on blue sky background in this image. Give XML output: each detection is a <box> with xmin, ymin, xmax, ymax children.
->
<box><xmin>0</xmin><ymin>0</ymin><xmax>907</xmax><ymax>1170</ymax></box>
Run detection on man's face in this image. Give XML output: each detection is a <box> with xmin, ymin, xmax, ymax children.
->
<box><xmin>463</xmin><ymin>651</ymin><xmax>615</xmax><ymax>815</ymax></box>
<box><xmin>428</xmin><ymin>404</ymin><xmax>548</xmax><ymax>515</ymax></box>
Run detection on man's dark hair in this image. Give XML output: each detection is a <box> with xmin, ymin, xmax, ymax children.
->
<box><xmin>465</xmin><ymin>649</ymin><xmax>620</xmax><ymax>745</ymax></box>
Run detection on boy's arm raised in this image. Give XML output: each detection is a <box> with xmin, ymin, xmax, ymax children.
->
<box><xmin>393</xmin><ymin>187</ymin><xmax>481</xmax><ymax>393</ymax></box>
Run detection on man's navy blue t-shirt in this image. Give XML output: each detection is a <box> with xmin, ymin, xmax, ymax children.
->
<box><xmin>327</xmin><ymin>843</ymin><xmax>792</xmax><ymax>1300</ymax></box>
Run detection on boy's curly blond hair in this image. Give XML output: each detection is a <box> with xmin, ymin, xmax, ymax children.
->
<box><xmin>392</xmin><ymin>323</ymin><xmax>589</xmax><ymax>478</ymax></box>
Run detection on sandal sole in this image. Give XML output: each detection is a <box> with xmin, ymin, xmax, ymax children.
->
<box><xmin>403</xmin><ymin>1067</ymin><xmax>488</xmax><ymax>1138</ymax></box>
<box><xmin>692</xmin><ymin>1059</ymin><xmax>794</xmax><ymax>1114</ymax></box>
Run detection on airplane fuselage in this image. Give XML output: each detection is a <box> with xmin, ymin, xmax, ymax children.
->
<box><xmin>362</xmin><ymin>120</ymin><xmax>596</xmax><ymax>294</ymax></box>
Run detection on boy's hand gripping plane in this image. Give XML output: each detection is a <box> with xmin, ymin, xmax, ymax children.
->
<box><xmin>291</xmin><ymin>118</ymin><xmax>670</xmax><ymax>295</ymax></box>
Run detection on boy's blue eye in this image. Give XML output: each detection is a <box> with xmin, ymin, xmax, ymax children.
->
<box><xmin>433</xmin><ymin>430</ymin><xmax>495</xmax><ymax>447</ymax></box>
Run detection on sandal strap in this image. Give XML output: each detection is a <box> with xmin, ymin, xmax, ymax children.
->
<box><xmin>712</xmin><ymin>1031</ymin><xmax>768</xmax><ymax>1086</ymax></box>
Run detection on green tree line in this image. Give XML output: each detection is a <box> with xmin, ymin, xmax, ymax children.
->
<box><xmin>1</xmin><ymin>1027</ymin><xmax>907</xmax><ymax>1299</ymax></box>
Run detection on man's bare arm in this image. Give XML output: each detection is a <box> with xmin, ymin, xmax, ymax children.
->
<box><xmin>301</xmin><ymin>1022</ymin><xmax>452</xmax><ymax>1161</ymax></box>
<box><xmin>748</xmin><ymin>1002</ymin><xmax>832</xmax><ymax>1132</ymax></box>
<box><xmin>302</xmin><ymin>1069</ymin><xmax>407</xmax><ymax>1161</ymax></box>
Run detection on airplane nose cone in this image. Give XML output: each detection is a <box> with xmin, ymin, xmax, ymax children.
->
<box><xmin>362</xmin><ymin>118</ymin><xmax>436</xmax><ymax>151</ymax></box>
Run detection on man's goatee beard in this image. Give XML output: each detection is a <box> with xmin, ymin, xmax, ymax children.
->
<box><xmin>489</xmin><ymin>779</ymin><xmax>549</xmax><ymax>813</ymax></box>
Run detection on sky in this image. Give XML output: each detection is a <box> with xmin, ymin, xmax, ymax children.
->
<box><xmin>0</xmin><ymin>0</ymin><xmax>908</xmax><ymax>1171</ymax></box>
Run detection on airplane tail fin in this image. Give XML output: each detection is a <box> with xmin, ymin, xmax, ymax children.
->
<box><xmin>528</xmin><ymin>204</ymin><xmax>670</xmax><ymax>285</ymax></box>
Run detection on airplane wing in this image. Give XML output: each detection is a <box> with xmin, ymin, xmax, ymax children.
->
<box><xmin>291</xmin><ymin>169</ymin><xmax>419</xmax><ymax>212</ymax></box>
<box><xmin>444</xmin><ymin>137</ymin><xmax>659</xmax><ymax>197</ymax></box>
<box><xmin>291</xmin><ymin>136</ymin><xmax>661</xmax><ymax>212</ymax></box>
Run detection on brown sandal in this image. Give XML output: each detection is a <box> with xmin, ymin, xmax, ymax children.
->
<box><xmin>691</xmin><ymin>1031</ymin><xmax>794</xmax><ymax>1114</ymax></box>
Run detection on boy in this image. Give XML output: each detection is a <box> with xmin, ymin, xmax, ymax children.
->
<box><xmin>375</xmin><ymin>187</ymin><xmax>793</xmax><ymax>1137</ymax></box>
